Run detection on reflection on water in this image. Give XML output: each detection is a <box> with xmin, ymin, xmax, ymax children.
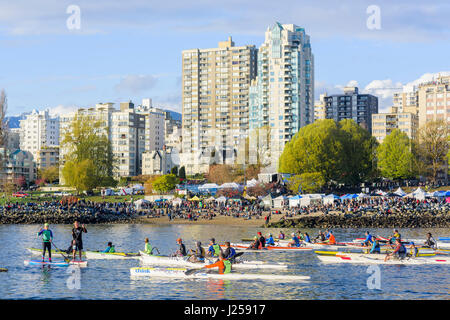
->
<box><xmin>0</xmin><ymin>224</ymin><xmax>449</xmax><ymax>300</ymax></box>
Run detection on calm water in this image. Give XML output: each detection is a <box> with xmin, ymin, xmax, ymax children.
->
<box><xmin>0</xmin><ymin>224</ymin><xmax>449</xmax><ymax>300</ymax></box>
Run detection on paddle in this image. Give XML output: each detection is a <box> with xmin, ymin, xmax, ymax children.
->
<box><xmin>50</xmin><ymin>241</ymin><xmax>71</xmax><ymax>263</ymax></box>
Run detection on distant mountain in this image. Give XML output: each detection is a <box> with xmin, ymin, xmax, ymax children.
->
<box><xmin>6</xmin><ymin>112</ymin><xmax>30</xmax><ymax>128</ymax></box>
<box><xmin>166</xmin><ymin>110</ymin><xmax>181</xmax><ymax>121</ymax></box>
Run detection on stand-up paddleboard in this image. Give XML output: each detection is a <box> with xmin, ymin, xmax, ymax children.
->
<box><xmin>24</xmin><ymin>259</ymin><xmax>87</xmax><ymax>267</ymax></box>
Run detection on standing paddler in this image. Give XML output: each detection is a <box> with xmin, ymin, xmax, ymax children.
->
<box><xmin>72</xmin><ymin>221</ymin><xmax>87</xmax><ymax>261</ymax></box>
<box><xmin>37</xmin><ymin>223</ymin><xmax>53</xmax><ymax>262</ymax></box>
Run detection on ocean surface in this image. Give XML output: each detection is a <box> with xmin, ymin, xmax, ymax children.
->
<box><xmin>0</xmin><ymin>224</ymin><xmax>449</xmax><ymax>300</ymax></box>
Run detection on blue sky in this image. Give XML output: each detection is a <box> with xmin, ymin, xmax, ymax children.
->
<box><xmin>0</xmin><ymin>0</ymin><xmax>449</xmax><ymax>116</ymax></box>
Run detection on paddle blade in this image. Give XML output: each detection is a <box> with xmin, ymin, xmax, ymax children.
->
<box><xmin>234</xmin><ymin>252</ymin><xmax>244</xmax><ymax>258</ymax></box>
<box><xmin>185</xmin><ymin>268</ymin><xmax>202</xmax><ymax>276</ymax></box>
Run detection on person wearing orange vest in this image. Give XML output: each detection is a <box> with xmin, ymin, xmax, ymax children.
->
<box><xmin>325</xmin><ymin>231</ymin><xmax>336</xmax><ymax>245</ymax></box>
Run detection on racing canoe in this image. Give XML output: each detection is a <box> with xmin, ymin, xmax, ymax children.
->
<box><xmin>138</xmin><ymin>251</ymin><xmax>288</xmax><ymax>269</ymax></box>
<box><xmin>130</xmin><ymin>267</ymin><xmax>309</xmax><ymax>282</ymax></box>
<box><xmin>85</xmin><ymin>251</ymin><xmax>140</xmax><ymax>259</ymax></box>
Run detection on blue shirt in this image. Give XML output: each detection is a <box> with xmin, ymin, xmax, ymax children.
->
<box><xmin>292</xmin><ymin>237</ymin><xmax>300</xmax><ymax>247</ymax></box>
<box><xmin>266</xmin><ymin>237</ymin><xmax>275</xmax><ymax>245</ymax></box>
<box><xmin>365</xmin><ymin>234</ymin><xmax>373</xmax><ymax>243</ymax></box>
<box><xmin>304</xmin><ymin>235</ymin><xmax>311</xmax><ymax>243</ymax></box>
<box><xmin>369</xmin><ymin>242</ymin><xmax>380</xmax><ymax>254</ymax></box>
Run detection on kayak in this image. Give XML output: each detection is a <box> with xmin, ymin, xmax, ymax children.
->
<box><xmin>130</xmin><ymin>267</ymin><xmax>309</xmax><ymax>282</ymax></box>
<box><xmin>27</xmin><ymin>247</ymin><xmax>86</xmax><ymax>258</ymax></box>
<box><xmin>24</xmin><ymin>259</ymin><xmax>88</xmax><ymax>267</ymax></box>
<box><xmin>85</xmin><ymin>251</ymin><xmax>140</xmax><ymax>260</ymax></box>
<box><xmin>224</xmin><ymin>243</ymin><xmax>313</xmax><ymax>252</ymax></box>
<box><xmin>138</xmin><ymin>251</ymin><xmax>288</xmax><ymax>269</ymax></box>
<box><xmin>315</xmin><ymin>251</ymin><xmax>450</xmax><ymax>265</ymax></box>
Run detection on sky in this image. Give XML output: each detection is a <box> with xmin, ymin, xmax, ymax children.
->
<box><xmin>0</xmin><ymin>0</ymin><xmax>449</xmax><ymax>116</ymax></box>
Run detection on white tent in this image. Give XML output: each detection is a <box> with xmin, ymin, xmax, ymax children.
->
<box><xmin>323</xmin><ymin>194</ymin><xmax>339</xmax><ymax>205</ymax></box>
<box><xmin>409</xmin><ymin>187</ymin><xmax>426</xmax><ymax>200</ymax></box>
<box><xmin>101</xmin><ymin>188</ymin><xmax>114</xmax><ymax>196</ymax></box>
<box><xmin>172</xmin><ymin>197</ymin><xmax>183</xmax><ymax>206</ymax></box>
<box><xmin>299</xmin><ymin>194</ymin><xmax>324</xmax><ymax>207</ymax></box>
<box><xmin>198</xmin><ymin>183</ymin><xmax>219</xmax><ymax>192</ymax></box>
<box><xmin>246</xmin><ymin>179</ymin><xmax>258</xmax><ymax>187</ymax></box>
<box><xmin>132</xmin><ymin>184</ymin><xmax>145</xmax><ymax>191</ymax></box>
<box><xmin>261</xmin><ymin>194</ymin><xmax>273</xmax><ymax>208</ymax></box>
<box><xmin>393</xmin><ymin>187</ymin><xmax>406</xmax><ymax>197</ymax></box>
<box><xmin>273</xmin><ymin>195</ymin><xmax>287</xmax><ymax>208</ymax></box>
<box><xmin>219</xmin><ymin>182</ymin><xmax>240</xmax><ymax>190</ymax></box>
<box><xmin>288</xmin><ymin>195</ymin><xmax>302</xmax><ymax>208</ymax></box>
<box><xmin>216</xmin><ymin>196</ymin><xmax>227</xmax><ymax>204</ymax></box>
<box><xmin>134</xmin><ymin>199</ymin><xmax>150</xmax><ymax>210</ymax></box>
<box><xmin>357</xmin><ymin>193</ymin><xmax>369</xmax><ymax>199</ymax></box>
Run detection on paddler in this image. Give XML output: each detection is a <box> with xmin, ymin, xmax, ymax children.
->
<box><xmin>222</xmin><ymin>242</ymin><xmax>237</xmax><ymax>262</ymax></box>
<box><xmin>278</xmin><ymin>231</ymin><xmax>285</xmax><ymax>240</ymax></box>
<box><xmin>266</xmin><ymin>233</ymin><xmax>275</xmax><ymax>246</ymax></box>
<box><xmin>363</xmin><ymin>231</ymin><xmax>374</xmax><ymax>247</ymax></box>
<box><xmin>369</xmin><ymin>239</ymin><xmax>381</xmax><ymax>254</ymax></box>
<box><xmin>144</xmin><ymin>238</ymin><xmax>153</xmax><ymax>255</ymax></box>
<box><xmin>324</xmin><ymin>231</ymin><xmax>336</xmax><ymax>245</ymax></box>
<box><xmin>247</xmin><ymin>236</ymin><xmax>261</xmax><ymax>250</ymax></box>
<box><xmin>102</xmin><ymin>242</ymin><xmax>115</xmax><ymax>253</ymax></box>
<box><xmin>257</xmin><ymin>232</ymin><xmax>266</xmax><ymax>248</ymax></box>
<box><xmin>72</xmin><ymin>221</ymin><xmax>87</xmax><ymax>261</ymax></box>
<box><xmin>172</xmin><ymin>238</ymin><xmax>187</xmax><ymax>257</ymax></box>
<box><xmin>288</xmin><ymin>233</ymin><xmax>300</xmax><ymax>247</ymax></box>
<box><xmin>303</xmin><ymin>232</ymin><xmax>311</xmax><ymax>243</ymax></box>
<box><xmin>202</xmin><ymin>253</ymin><xmax>232</xmax><ymax>274</ymax></box>
<box><xmin>37</xmin><ymin>223</ymin><xmax>53</xmax><ymax>262</ymax></box>
<box><xmin>188</xmin><ymin>241</ymin><xmax>205</xmax><ymax>263</ymax></box>
<box><xmin>423</xmin><ymin>233</ymin><xmax>437</xmax><ymax>250</ymax></box>
<box><xmin>207</xmin><ymin>238</ymin><xmax>223</xmax><ymax>258</ymax></box>
<box><xmin>407</xmin><ymin>242</ymin><xmax>419</xmax><ymax>257</ymax></box>
<box><xmin>315</xmin><ymin>230</ymin><xmax>326</xmax><ymax>243</ymax></box>
<box><xmin>388</xmin><ymin>229</ymin><xmax>401</xmax><ymax>245</ymax></box>
<box><xmin>385</xmin><ymin>238</ymin><xmax>407</xmax><ymax>261</ymax></box>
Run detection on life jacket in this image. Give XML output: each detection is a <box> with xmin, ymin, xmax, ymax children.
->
<box><xmin>328</xmin><ymin>234</ymin><xmax>336</xmax><ymax>244</ymax></box>
<box><xmin>213</xmin><ymin>244</ymin><xmax>221</xmax><ymax>257</ymax></box>
<box><xmin>41</xmin><ymin>230</ymin><xmax>52</xmax><ymax>242</ymax></box>
<box><xmin>109</xmin><ymin>245</ymin><xmax>115</xmax><ymax>253</ymax></box>
<box><xmin>223</xmin><ymin>259</ymin><xmax>232</xmax><ymax>274</ymax></box>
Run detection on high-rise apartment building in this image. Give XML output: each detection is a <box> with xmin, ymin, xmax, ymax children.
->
<box><xmin>372</xmin><ymin>106</ymin><xmax>418</xmax><ymax>143</ymax></box>
<box><xmin>19</xmin><ymin>109</ymin><xmax>59</xmax><ymax>166</ymax></box>
<box><xmin>393</xmin><ymin>86</ymin><xmax>418</xmax><ymax>115</ymax></box>
<box><xmin>249</xmin><ymin>23</ymin><xmax>314</xmax><ymax>172</ymax></box>
<box><xmin>181</xmin><ymin>37</ymin><xmax>257</xmax><ymax>175</ymax></box>
<box><xmin>324</xmin><ymin>87</ymin><xmax>378</xmax><ymax>132</ymax></box>
<box><xmin>417</xmin><ymin>75</ymin><xmax>450</xmax><ymax>129</ymax></box>
<box><xmin>314</xmin><ymin>93</ymin><xmax>327</xmax><ymax>121</ymax></box>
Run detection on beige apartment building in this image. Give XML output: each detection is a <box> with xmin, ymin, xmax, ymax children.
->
<box><xmin>393</xmin><ymin>87</ymin><xmax>418</xmax><ymax>115</ymax></box>
<box><xmin>372</xmin><ymin>106</ymin><xmax>418</xmax><ymax>143</ymax></box>
<box><xmin>181</xmin><ymin>37</ymin><xmax>257</xmax><ymax>175</ymax></box>
<box><xmin>36</xmin><ymin>146</ymin><xmax>59</xmax><ymax>170</ymax></box>
<box><xmin>417</xmin><ymin>75</ymin><xmax>450</xmax><ymax>129</ymax></box>
<box><xmin>314</xmin><ymin>93</ymin><xmax>327</xmax><ymax>121</ymax></box>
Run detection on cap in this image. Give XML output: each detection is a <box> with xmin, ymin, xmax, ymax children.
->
<box><xmin>176</xmin><ymin>238</ymin><xmax>182</xmax><ymax>243</ymax></box>
<box><xmin>257</xmin><ymin>232</ymin><xmax>262</xmax><ymax>235</ymax></box>
<box><xmin>44</xmin><ymin>223</ymin><xmax>49</xmax><ymax>227</ymax></box>
<box><xmin>253</xmin><ymin>236</ymin><xmax>258</xmax><ymax>240</ymax></box>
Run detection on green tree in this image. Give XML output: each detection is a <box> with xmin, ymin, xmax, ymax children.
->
<box><xmin>377</xmin><ymin>129</ymin><xmax>415</xmax><ymax>180</ymax></box>
<box><xmin>287</xmin><ymin>172</ymin><xmax>326</xmax><ymax>194</ymax></box>
<box><xmin>179</xmin><ymin>166</ymin><xmax>186</xmax><ymax>180</ymax></box>
<box><xmin>152</xmin><ymin>174</ymin><xmax>178</xmax><ymax>193</ymax></box>
<box><xmin>61</xmin><ymin>114</ymin><xmax>115</xmax><ymax>192</ymax></box>
<box><xmin>40</xmin><ymin>166</ymin><xmax>60</xmax><ymax>184</ymax></box>
<box><xmin>279</xmin><ymin>119</ymin><xmax>344</xmax><ymax>182</ymax></box>
<box><xmin>339</xmin><ymin>119</ymin><xmax>378</xmax><ymax>184</ymax></box>
<box><xmin>62</xmin><ymin>159</ymin><xmax>97</xmax><ymax>193</ymax></box>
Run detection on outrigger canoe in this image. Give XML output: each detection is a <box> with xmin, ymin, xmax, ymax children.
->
<box><xmin>130</xmin><ymin>267</ymin><xmax>309</xmax><ymax>282</ymax></box>
<box><xmin>85</xmin><ymin>251</ymin><xmax>140</xmax><ymax>259</ymax></box>
<box><xmin>224</xmin><ymin>243</ymin><xmax>313</xmax><ymax>252</ymax></box>
<box><xmin>314</xmin><ymin>251</ymin><xmax>449</xmax><ymax>265</ymax></box>
<box><xmin>138</xmin><ymin>251</ymin><xmax>288</xmax><ymax>269</ymax></box>
<box><xmin>24</xmin><ymin>259</ymin><xmax>88</xmax><ymax>267</ymax></box>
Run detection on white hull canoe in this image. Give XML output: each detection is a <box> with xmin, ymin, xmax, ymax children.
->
<box><xmin>315</xmin><ymin>251</ymin><xmax>449</xmax><ymax>265</ymax></box>
<box><xmin>27</xmin><ymin>247</ymin><xmax>85</xmax><ymax>258</ymax></box>
<box><xmin>352</xmin><ymin>238</ymin><xmax>450</xmax><ymax>249</ymax></box>
<box><xmin>85</xmin><ymin>251</ymin><xmax>140</xmax><ymax>260</ymax></box>
<box><xmin>223</xmin><ymin>243</ymin><xmax>313</xmax><ymax>252</ymax></box>
<box><xmin>24</xmin><ymin>259</ymin><xmax>88</xmax><ymax>267</ymax></box>
<box><xmin>130</xmin><ymin>267</ymin><xmax>309</xmax><ymax>282</ymax></box>
<box><xmin>138</xmin><ymin>251</ymin><xmax>288</xmax><ymax>269</ymax></box>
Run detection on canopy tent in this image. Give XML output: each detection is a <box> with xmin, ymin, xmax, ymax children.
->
<box><xmin>132</xmin><ymin>184</ymin><xmax>145</xmax><ymax>191</ymax></box>
<box><xmin>204</xmin><ymin>196</ymin><xmax>216</xmax><ymax>202</ymax></box>
<box><xmin>261</xmin><ymin>194</ymin><xmax>273</xmax><ymax>208</ymax></box>
<box><xmin>219</xmin><ymin>182</ymin><xmax>240</xmax><ymax>190</ymax></box>
<box><xmin>375</xmin><ymin>189</ymin><xmax>388</xmax><ymax>196</ymax></box>
<box><xmin>357</xmin><ymin>193</ymin><xmax>369</xmax><ymax>198</ymax></box>
<box><xmin>406</xmin><ymin>187</ymin><xmax>427</xmax><ymax>200</ymax></box>
<box><xmin>198</xmin><ymin>183</ymin><xmax>219</xmax><ymax>193</ymax></box>
<box><xmin>172</xmin><ymin>198</ymin><xmax>183</xmax><ymax>206</ymax></box>
<box><xmin>393</xmin><ymin>187</ymin><xmax>407</xmax><ymax>197</ymax></box>
<box><xmin>273</xmin><ymin>195</ymin><xmax>288</xmax><ymax>208</ymax></box>
<box><xmin>134</xmin><ymin>198</ymin><xmax>150</xmax><ymax>210</ymax></box>
<box><xmin>189</xmin><ymin>196</ymin><xmax>201</xmax><ymax>201</ymax></box>
<box><xmin>246</xmin><ymin>179</ymin><xmax>258</xmax><ymax>187</ymax></box>
<box><xmin>323</xmin><ymin>194</ymin><xmax>339</xmax><ymax>205</ymax></box>
<box><xmin>216</xmin><ymin>196</ymin><xmax>227</xmax><ymax>204</ymax></box>
<box><xmin>288</xmin><ymin>195</ymin><xmax>302</xmax><ymax>208</ymax></box>
<box><xmin>299</xmin><ymin>194</ymin><xmax>324</xmax><ymax>207</ymax></box>
<box><xmin>341</xmin><ymin>194</ymin><xmax>358</xmax><ymax>200</ymax></box>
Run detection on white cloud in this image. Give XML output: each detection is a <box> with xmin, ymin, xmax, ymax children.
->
<box><xmin>47</xmin><ymin>104</ymin><xmax>79</xmax><ymax>117</ymax></box>
<box><xmin>114</xmin><ymin>75</ymin><xmax>158</xmax><ymax>94</ymax></box>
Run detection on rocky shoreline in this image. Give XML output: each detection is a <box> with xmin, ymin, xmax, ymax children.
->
<box><xmin>268</xmin><ymin>213</ymin><xmax>450</xmax><ymax>229</ymax></box>
<box><xmin>0</xmin><ymin>212</ymin><xmax>135</xmax><ymax>224</ymax></box>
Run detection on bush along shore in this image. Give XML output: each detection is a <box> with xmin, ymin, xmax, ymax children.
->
<box><xmin>268</xmin><ymin>212</ymin><xmax>450</xmax><ymax>229</ymax></box>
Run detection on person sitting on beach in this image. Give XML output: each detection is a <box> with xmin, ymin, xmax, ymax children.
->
<box><xmin>102</xmin><ymin>242</ymin><xmax>115</xmax><ymax>253</ymax></box>
<box><xmin>188</xmin><ymin>241</ymin><xmax>205</xmax><ymax>263</ymax></box>
<box><xmin>385</xmin><ymin>238</ymin><xmax>407</xmax><ymax>261</ymax></box>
